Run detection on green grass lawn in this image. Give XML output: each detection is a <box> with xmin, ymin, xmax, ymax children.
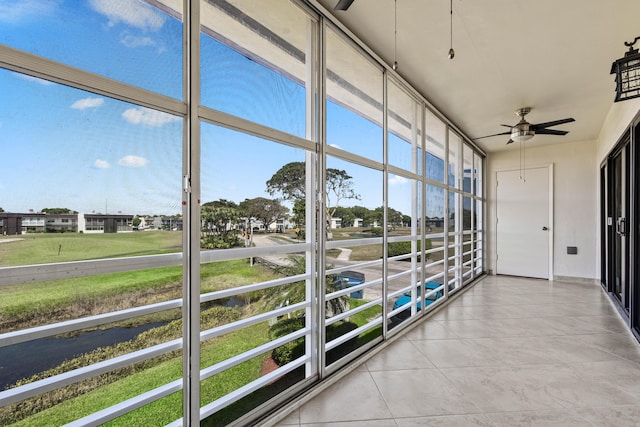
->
<box><xmin>9</xmin><ymin>322</ymin><xmax>270</xmax><ymax>427</ymax></box>
<box><xmin>0</xmin><ymin>231</ymin><xmax>182</xmax><ymax>267</ymax></box>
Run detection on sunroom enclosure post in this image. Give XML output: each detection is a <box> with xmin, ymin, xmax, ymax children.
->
<box><xmin>183</xmin><ymin>0</ymin><xmax>201</xmax><ymax>424</ymax></box>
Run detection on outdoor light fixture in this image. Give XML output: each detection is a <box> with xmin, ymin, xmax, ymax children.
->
<box><xmin>611</xmin><ymin>36</ymin><xmax>640</xmax><ymax>102</ymax></box>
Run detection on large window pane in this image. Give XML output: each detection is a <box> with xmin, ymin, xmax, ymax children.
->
<box><xmin>463</xmin><ymin>145</ymin><xmax>473</xmax><ymax>193</ymax></box>
<box><xmin>324</xmin><ymin>157</ymin><xmax>383</xmax><ymax>366</ymax></box>
<box><xmin>0</xmin><ymin>1</ymin><xmax>183</xmax><ymax>98</ymax></box>
<box><xmin>200</xmin><ymin>0</ymin><xmax>310</xmax><ymax>138</ymax></box>
<box><xmin>425</xmin><ymin>110</ymin><xmax>445</xmax><ymax>183</ymax></box>
<box><xmin>0</xmin><ymin>70</ymin><xmax>182</xmax><ymax>265</ymax></box>
<box><xmin>326</xmin><ymin>27</ymin><xmax>383</xmax><ymax>162</ymax></box>
<box><xmin>388</xmin><ymin>81</ymin><xmax>419</xmax><ymax>173</ymax></box>
<box><xmin>425</xmin><ymin>184</ymin><xmax>445</xmax><ymax>284</ymax></box>
<box><xmin>0</xmin><ymin>70</ymin><xmax>183</xmax><ymax>425</ymax></box>
<box><xmin>200</xmin><ymin>122</ymin><xmax>313</xmax><ymax>423</ymax></box>
<box><xmin>448</xmin><ymin>131</ymin><xmax>461</xmax><ymax>188</ymax></box>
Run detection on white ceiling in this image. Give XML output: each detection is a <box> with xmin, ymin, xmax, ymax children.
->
<box><xmin>316</xmin><ymin>0</ymin><xmax>640</xmax><ymax>152</ymax></box>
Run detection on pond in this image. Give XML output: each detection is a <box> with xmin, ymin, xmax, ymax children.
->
<box><xmin>0</xmin><ymin>322</ymin><xmax>166</xmax><ymax>390</ymax></box>
<box><xmin>0</xmin><ymin>297</ymin><xmax>247</xmax><ymax>390</ymax></box>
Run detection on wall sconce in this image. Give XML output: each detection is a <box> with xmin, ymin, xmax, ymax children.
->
<box><xmin>611</xmin><ymin>36</ymin><xmax>640</xmax><ymax>102</ymax></box>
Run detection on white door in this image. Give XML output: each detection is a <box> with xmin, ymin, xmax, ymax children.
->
<box><xmin>496</xmin><ymin>167</ymin><xmax>551</xmax><ymax>279</ymax></box>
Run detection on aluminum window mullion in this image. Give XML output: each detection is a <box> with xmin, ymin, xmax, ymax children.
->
<box><xmin>183</xmin><ymin>0</ymin><xmax>201</xmax><ymax>424</ymax></box>
<box><xmin>198</xmin><ymin>105</ymin><xmax>317</xmax><ymax>152</ymax></box>
<box><xmin>0</xmin><ymin>44</ymin><xmax>186</xmax><ymax>117</ymax></box>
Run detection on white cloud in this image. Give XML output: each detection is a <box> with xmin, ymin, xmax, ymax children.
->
<box><xmin>13</xmin><ymin>72</ymin><xmax>53</xmax><ymax>85</ymax></box>
<box><xmin>118</xmin><ymin>155</ymin><xmax>149</xmax><ymax>167</ymax></box>
<box><xmin>122</xmin><ymin>107</ymin><xmax>180</xmax><ymax>127</ymax></box>
<box><xmin>71</xmin><ymin>97</ymin><xmax>104</xmax><ymax>110</ymax></box>
<box><xmin>120</xmin><ymin>33</ymin><xmax>155</xmax><ymax>48</ymax></box>
<box><xmin>89</xmin><ymin>0</ymin><xmax>166</xmax><ymax>31</ymax></box>
<box><xmin>119</xmin><ymin>32</ymin><xmax>165</xmax><ymax>53</ymax></box>
<box><xmin>0</xmin><ymin>0</ymin><xmax>59</xmax><ymax>24</ymax></box>
<box><xmin>94</xmin><ymin>159</ymin><xmax>111</xmax><ymax>169</ymax></box>
<box><xmin>389</xmin><ymin>175</ymin><xmax>409</xmax><ymax>185</ymax></box>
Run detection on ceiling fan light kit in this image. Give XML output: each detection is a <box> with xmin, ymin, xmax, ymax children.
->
<box><xmin>474</xmin><ymin>107</ymin><xmax>575</xmax><ymax>145</ymax></box>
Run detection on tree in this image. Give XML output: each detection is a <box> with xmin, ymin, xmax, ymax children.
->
<box><xmin>331</xmin><ymin>206</ymin><xmax>355</xmax><ymax>228</ymax></box>
<box><xmin>266</xmin><ymin>162</ymin><xmax>360</xmax><ymax>238</ymax></box>
<box><xmin>200</xmin><ymin>199</ymin><xmax>241</xmax><ymax>249</ymax></box>
<box><xmin>41</xmin><ymin>208</ymin><xmax>77</xmax><ymax>214</ymax></box>
<box><xmin>350</xmin><ymin>205</ymin><xmax>373</xmax><ymax>226</ymax></box>
<box><xmin>387</xmin><ymin>207</ymin><xmax>404</xmax><ymax>227</ymax></box>
<box><xmin>238</xmin><ymin>197</ymin><xmax>289</xmax><ymax>232</ymax></box>
<box><xmin>266</xmin><ymin>162</ymin><xmax>306</xmax><ymax>202</ymax></box>
<box><xmin>0</xmin><ymin>207</ymin><xmax>4</xmax><ymax>213</ymax></box>
<box><xmin>266</xmin><ymin>162</ymin><xmax>360</xmax><ymax>209</ymax></box>
<box><xmin>325</xmin><ymin>169</ymin><xmax>360</xmax><ymax>219</ymax></box>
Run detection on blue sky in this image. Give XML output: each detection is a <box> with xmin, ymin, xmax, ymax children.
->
<box><xmin>0</xmin><ymin>0</ymin><xmax>438</xmax><ymax>218</ymax></box>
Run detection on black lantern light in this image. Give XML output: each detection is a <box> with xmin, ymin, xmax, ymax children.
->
<box><xmin>611</xmin><ymin>36</ymin><xmax>640</xmax><ymax>102</ymax></box>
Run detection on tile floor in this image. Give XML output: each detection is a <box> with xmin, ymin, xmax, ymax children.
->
<box><xmin>270</xmin><ymin>275</ymin><xmax>640</xmax><ymax>426</ymax></box>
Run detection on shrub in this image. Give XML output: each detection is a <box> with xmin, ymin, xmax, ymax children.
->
<box><xmin>269</xmin><ymin>317</ymin><xmax>358</xmax><ymax>366</ymax></box>
<box><xmin>370</xmin><ymin>227</ymin><xmax>383</xmax><ymax>237</ymax></box>
<box><xmin>387</xmin><ymin>239</ymin><xmax>432</xmax><ymax>258</ymax></box>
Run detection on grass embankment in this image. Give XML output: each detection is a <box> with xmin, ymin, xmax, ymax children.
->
<box><xmin>0</xmin><ymin>231</ymin><xmax>182</xmax><ymax>267</ymax></box>
<box><xmin>0</xmin><ymin>258</ymin><xmax>274</xmax><ymax>333</ymax></box>
<box><xmin>1</xmin><ymin>258</ymin><xmax>280</xmax><ymax>426</ymax></box>
<box><xmin>5</xmin><ymin>312</ymin><xmax>270</xmax><ymax>426</ymax></box>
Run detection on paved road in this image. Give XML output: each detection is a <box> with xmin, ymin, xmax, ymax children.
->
<box><xmin>250</xmin><ymin>234</ymin><xmax>417</xmax><ymax>301</ymax></box>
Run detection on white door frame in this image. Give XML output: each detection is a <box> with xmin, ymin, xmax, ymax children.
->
<box><xmin>495</xmin><ymin>164</ymin><xmax>554</xmax><ymax>280</ymax></box>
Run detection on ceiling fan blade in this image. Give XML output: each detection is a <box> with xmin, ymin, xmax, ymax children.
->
<box><xmin>473</xmin><ymin>131</ymin><xmax>512</xmax><ymax>140</ymax></box>
<box><xmin>500</xmin><ymin>124</ymin><xmax>513</xmax><ymax>128</ymax></box>
<box><xmin>334</xmin><ymin>0</ymin><xmax>355</xmax><ymax>10</ymax></box>
<box><xmin>531</xmin><ymin>118</ymin><xmax>575</xmax><ymax>130</ymax></box>
<box><xmin>535</xmin><ymin>129</ymin><xmax>569</xmax><ymax>136</ymax></box>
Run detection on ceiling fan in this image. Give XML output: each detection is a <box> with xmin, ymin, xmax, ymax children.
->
<box><xmin>475</xmin><ymin>108</ymin><xmax>575</xmax><ymax>144</ymax></box>
<box><xmin>334</xmin><ymin>0</ymin><xmax>355</xmax><ymax>11</ymax></box>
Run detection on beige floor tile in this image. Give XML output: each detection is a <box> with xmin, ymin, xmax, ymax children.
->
<box><xmin>487</xmin><ymin>409</ymin><xmax>591</xmax><ymax>426</ymax></box>
<box><xmin>365</xmin><ymin>340</ymin><xmax>435</xmax><ymax>371</ymax></box>
<box><xmin>298</xmin><ymin>370</ymin><xmax>393</xmax><ymax>424</ymax></box>
<box><xmin>301</xmin><ymin>420</ymin><xmax>398</xmax><ymax>427</ymax></box>
<box><xmin>439</xmin><ymin>365</ymin><xmax>569</xmax><ymax>412</ymax></box>
<box><xmin>394</xmin><ymin>414</ymin><xmax>494</xmax><ymax>427</ymax></box>
<box><xmin>578</xmin><ymin>405</ymin><xmax>640</xmax><ymax>427</ymax></box>
<box><xmin>370</xmin><ymin>368</ymin><xmax>480</xmax><ymax>417</ymax></box>
<box><xmin>402</xmin><ymin>320</ymin><xmax>461</xmax><ymax>340</ymax></box>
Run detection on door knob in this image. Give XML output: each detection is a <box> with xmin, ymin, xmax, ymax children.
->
<box><xmin>542</xmin><ymin>226</ymin><xmax>548</xmax><ymax>231</ymax></box>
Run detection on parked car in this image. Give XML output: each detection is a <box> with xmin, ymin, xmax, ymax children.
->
<box><xmin>392</xmin><ymin>281</ymin><xmax>443</xmax><ymax>320</ymax></box>
<box><xmin>332</xmin><ymin>270</ymin><xmax>365</xmax><ymax>299</ymax></box>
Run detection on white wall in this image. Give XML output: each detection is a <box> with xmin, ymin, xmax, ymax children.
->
<box><xmin>486</xmin><ymin>138</ymin><xmax>597</xmax><ymax>280</ymax></box>
<box><xmin>595</xmin><ymin>99</ymin><xmax>640</xmax><ymax>163</ymax></box>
